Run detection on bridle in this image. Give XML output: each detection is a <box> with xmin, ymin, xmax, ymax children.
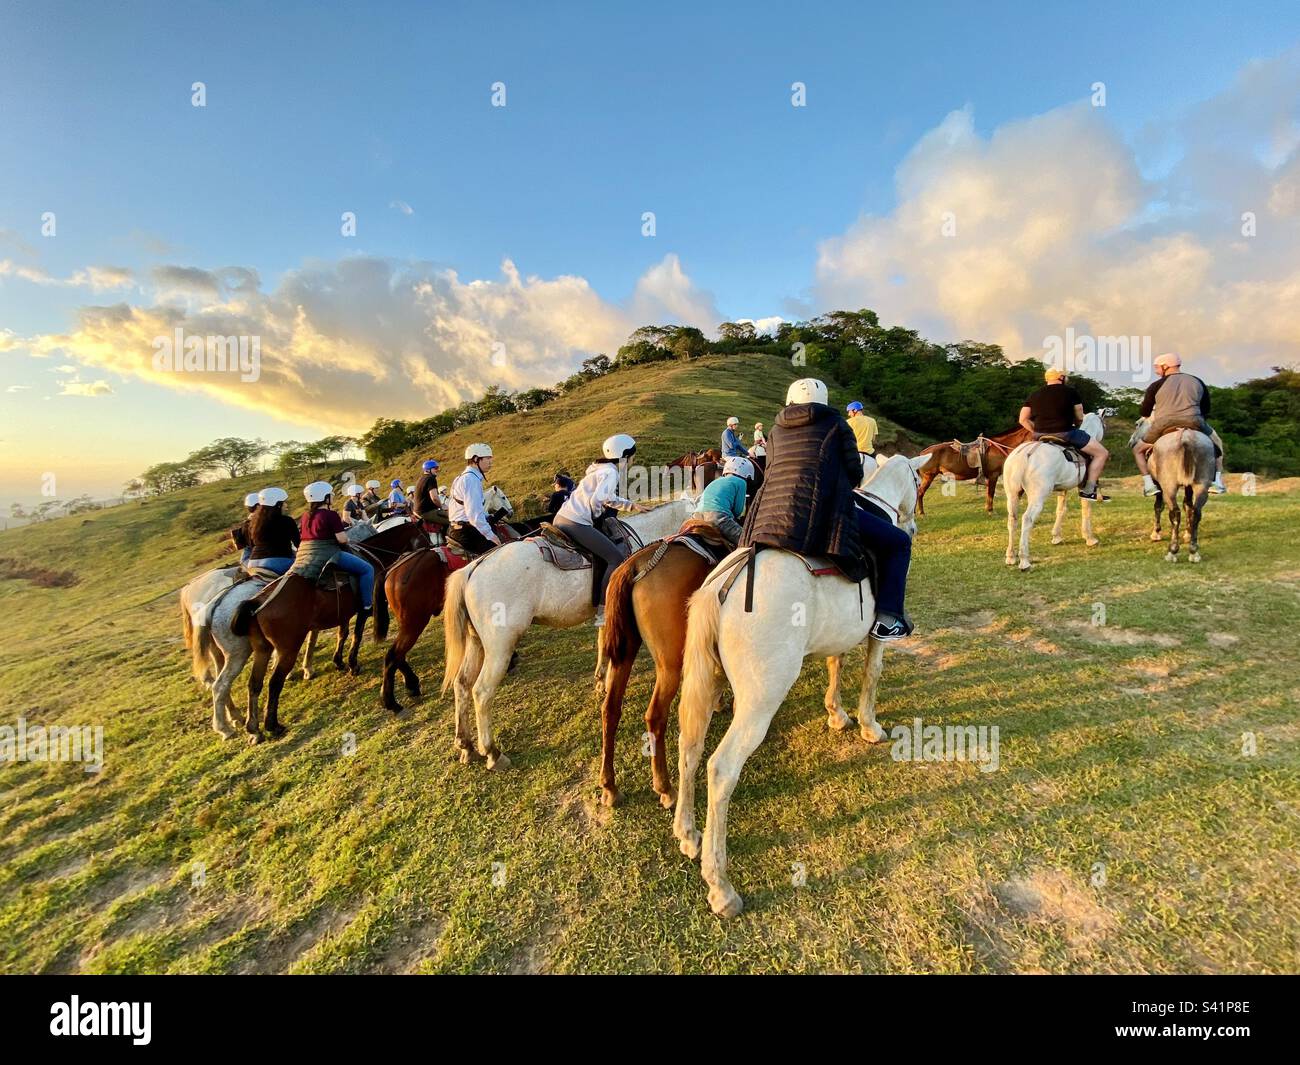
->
<box><xmin>857</xmin><ymin>457</ymin><xmax>920</xmax><ymax>529</ymax></box>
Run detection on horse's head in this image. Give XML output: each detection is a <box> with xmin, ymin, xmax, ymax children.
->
<box><xmin>345</xmin><ymin>519</ymin><xmax>376</xmax><ymax>543</ymax></box>
<box><xmin>1081</xmin><ymin>410</ymin><xmax>1106</xmax><ymax>442</ymax></box>
<box><xmin>861</xmin><ymin>454</ymin><xmax>930</xmax><ymax>538</ymax></box>
<box><xmin>485</xmin><ymin>484</ymin><xmax>513</xmax><ymax>518</ymax></box>
<box><xmin>1127</xmin><ymin>417</ymin><xmax>1148</xmax><ymax>450</ymax></box>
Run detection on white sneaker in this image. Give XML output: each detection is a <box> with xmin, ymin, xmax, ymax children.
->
<box><xmin>1142</xmin><ymin>475</ymin><xmax>1159</xmax><ymax>496</ymax></box>
<box><xmin>592</xmin><ymin>608</ymin><xmax>606</xmax><ymax>628</ymax></box>
<box><xmin>1209</xmin><ymin>476</ymin><xmax>1227</xmax><ymax>494</ymax></box>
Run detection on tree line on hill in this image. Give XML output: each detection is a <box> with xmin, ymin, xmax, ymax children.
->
<box><xmin>126</xmin><ymin>310</ymin><xmax>1300</xmax><ymax>494</ymax></box>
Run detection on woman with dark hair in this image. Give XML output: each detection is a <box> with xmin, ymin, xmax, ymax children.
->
<box><xmin>295</xmin><ymin>481</ymin><xmax>374</xmax><ymax>617</ymax></box>
<box><xmin>246</xmin><ymin>487</ymin><xmax>299</xmax><ymax>575</ymax></box>
<box><xmin>546</xmin><ymin>471</ymin><xmax>575</xmax><ymax>519</ymax></box>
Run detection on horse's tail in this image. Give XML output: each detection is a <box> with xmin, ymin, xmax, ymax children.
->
<box><xmin>180</xmin><ymin>596</ymin><xmax>195</xmax><ymax>651</ymax></box>
<box><xmin>601</xmin><ymin>558</ymin><xmax>641</xmax><ymax>667</ymax></box>
<box><xmin>230</xmin><ymin>598</ymin><xmax>257</xmax><ymax>638</ymax></box>
<box><xmin>677</xmin><ymin>583</ymin><xmax>723</xmax><ymax>752</ymax></box>
<box><xmin>441</xmin><ymin>568</ymin><xmax>472</xmax><ymax>695</ymax></box>
<box><xmin>1181</xmin><ymin>431</ymin><xmax>1199</xmax><ymax>484</ymax></box>
<box><xmin>189</xmin><ymin>616</ymin><xmax>216</xmax><ymax>688</ymax></box>
<box><xmin>373</xmin><ymin>577</ymin><xmax>391</xmax><ymax>643</ymax></box>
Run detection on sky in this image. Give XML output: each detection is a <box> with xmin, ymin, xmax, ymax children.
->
<box><xmin>2</xmin><ymin>0</ymin><xmax>1299</xmax><ymax>504</ymax></box>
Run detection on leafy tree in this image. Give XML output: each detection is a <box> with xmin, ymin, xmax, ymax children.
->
<box><xmin>186</xmin><ymin>437</ymin><xmax>267</xmax><ymax>478</ymax></box>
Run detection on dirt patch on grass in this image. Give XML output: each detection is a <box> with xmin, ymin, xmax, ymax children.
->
<box><xmin>1007</xmin><ymin>629</ymin><xmax>1061</xmax><ymax>655</ymax></box>
<box><xmin>374</xmin><ymin>917</ymin><xmax>448</xmax><ymax>974</ymax></box>
<box><xmin>1206</xmin><ymin>632</ymin><xmax>1240</xmax><ymax>648</ymax></box>
<box><xmin>247</xmin><ymin>901</ymin><xmax>363</xmax><ymax>974</ymax></box>
<box><xmin>0</xmin><ymin>557</ymin><xmax>79</xmax><ymax>588</ymax></box>
<box><xmin>969</xmin><ymin>867</ymin><xmax>1121</xmax><ymax>969</ymax></box>
<box><xmin>508</xmin><ymin>919</ymin><xmax>560</xmax><ymax>974</ymax></box>
<box><xmin>1067</xmin><ymin>621</ymin><xmax>1179</xmax><ymax>648</ymax></box>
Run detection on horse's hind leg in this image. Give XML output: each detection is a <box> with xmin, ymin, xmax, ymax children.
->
<box><xmin>1188</xmin><ymin>487</ymin><xmax>1207</xmax><ymax>562</ymax></box>
<box><xmin>985</xmin><ymin>473</ymin><xmax>998</xmax><ymax>514</ymax></box>
<box><xmin>598</xmin><ymin>655</ymin><xmax>634</xmax><ymax>807</ymax></box>
<box><xmin>471</xmin><ymin>636</ymin><xmax>516</xmax><ymax>770</ymax></box>
<box><xmin>301</xmin><ymin>629</ymin><xmax>317</xmax><ymax>680</ymax></box>
<box><xmin>347</xmin><ymin>612</ymin><xmax>365</xmax><ymax>674</ymax></box>
<box><xmin>1165</xmin><ymin>493</ymin><xmax>1182</xmax><ymax>562</ymax></box>
<box><xmin>1051</xmin><ymin>491</ymin><xmax>1068</xmax><ymax>544</ymax></box>
<box><xmin>855</xmin><ymin>638</ymin><xmax>888</xmax><ymax>742</ymax></box>
<box><xmin>1005</xmin><ymin>484</ymin><xmax>1021</xmax><ymax>566</ymax></box>
<box><xmin>453</xmin><ymin>633</ymin><xmax>485</xmax><ymax>763</ymax></box>
<box><xmin>265</xmin><ymin>638</ymin><xmax>303</xmax><ymax>738</ymax></box>
<box><xmin>245</xmin><ymin>643</ymin><xmax>272</xmax><ymax>743</ymax></box>
<box><xmin>1080</xmin><ymin>496</ymin><xmax>1098</xmax><ymax>547</ymax></box>
<box><xmin>645</xmin><ymin>653</ymin><xmax>682</xmax><ymax>809</ymax></box>
<box><xmin>333</xmin><ymin>623</ymin><xmax>347</xmax><ymax>670</ymax></box>
<box><xmin>1151</xmin><ymin>493</ymin><xmax>1164</xmax><ymax>542</ymax></box>
<box><xmin>382</xmin><ymin>621</ymin><xmax>422</xmax><ymax>713</ymax></box>
<box><xmin>211</xmin><ymin>642</ymin><xmax>249</xmax><ymax>739</ymax></box>
<box><xmin>824</xmin><ymin>656</ymin><xmax>851</xmax><ymax>731</ymax></box>
<box><xmin>1018</xmin><ymin>492</ymin><xmax>1047</xmax><ymax>571</ymax></box>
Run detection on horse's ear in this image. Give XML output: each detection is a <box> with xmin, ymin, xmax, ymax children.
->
<box><xmin>910</xmin><ymin>454</ymin><xmax>932</xmax><ymax>471</ymax></box>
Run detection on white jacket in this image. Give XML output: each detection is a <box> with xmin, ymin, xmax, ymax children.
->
<box><xmin>556</xmin><ymin>462</ymin><xmax>630</xmax><ymax>527</ymax></box>
<box><xmin>448</xmin><ymin>466</ymin><xmax>498</xmax><ymax>543</ymax></box>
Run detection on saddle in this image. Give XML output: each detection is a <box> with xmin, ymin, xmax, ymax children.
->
<box><xmin>712</xmin><ymin>544</ymin><xmax>878</xmax><ymax>618</ymax></box>
<box><xmin>1033</xmin><ymin>435</ymin><xmax>1088</xmax><ymax>483</ymax></box>
<box><xmin>958</xmin><ymin>436</ymin><xmax>989</xmax><ymax>485</ymax></box>
<box><xmin>631</xmin><ymin>519</ymin><xmax>733</xmax><ymax>582</ymax></box>
<box><xmin>526</xmin><ymin>516</ymin><xmax>638</xmax><ymax>607</ymax></box>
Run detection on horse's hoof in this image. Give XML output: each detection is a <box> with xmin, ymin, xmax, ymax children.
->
<box><xmin>1051</xmin><ymin>536</ymin><xmax>1064</xmax><ymax>545</ymax></box>
<box><xmin>826</xmin><ymin>709</ymin><xmax>852</xmax><ymax>732</ymax></box>
<box><xmin>1085</xmin><ymin>539</ymin><xmax>1100</xmax><ymax>547</ymax></box>
<box><xmin>1165</xmin><ymin>552</ymin><xmax>1177</xmax><ymax>562</ymax></box>
<box><xmin>334</xmin><ymin>659</ymin><xmax>346</xmax><ymax>672</ymax></box>
<box><xmin>215</xmin><ymin>728</ymin><xmax>236</xmax><ymax>741</ymax></box>
<box><xmin>1189</xmin><ymin>553</ymin><xmax>1201</xmax><ymax>563</ymax></box>
<box><xmin>267</xmin><ymin>724</ymin><xmax>286</xmax><ymax>739</ymax></box>
<box><xmin>1150</xmin><ymin>530</ymin><xmax>1162</xmax><ymax>542</ymax></box>
<box><xmin>1004</xmin><ymin>556</ymin><xmax>1016</xmax><ymax>566</ymax></box>
<box><xmin>678</xmin><ymin>830</ymin><xmax>702</xmax><ymax>860</ymax></box>
<box><xmin>301</xmin><ymin>672</ymin><xmax>313</xmax><ymax>682</ymax></box>
<box><xmin>600</xmin><ymin>786</ymin><xmax>620</xmax><ymax>808</ymax></box>
<box><xmin>708</xmin><ymin>884</ymin><xmax>744</xmax><ymax>919</ymax></box>
<box><xmin>405</xmin><ymin>682</ymin><xmax>421</xmax><ymax>698</ymax></box>
<box><xmin>658</xmin><ymin>787</ymin><xmax>677</xmax><ymax>810</ymax></box>
<box><xmin>860</xmin><ymin>722</ymin><xmax>887</xmax><ymax>743</ymax></box>
<box><xmin>1018</xmin><ymin>561</ymin><xmax>1032</xmax><ymax>572</ymax></box>
<box><xmin>247</xmin><ymin>732</ymin><xmax>263</xmax><ymax>746</ymax></box>
<box><xmin>456</xmin><ymin>744</ymin><xmax>482</xmax><ymax>764</ymax></box>
<box><xmin>486</xmin><ymin>750</ymin><xmax>511</xmax><ymax>771</ymax></box>
<box><xmin>349</xmin><ymin>665</ymin><xmax>361</xmax><ymax>676</ymax></box>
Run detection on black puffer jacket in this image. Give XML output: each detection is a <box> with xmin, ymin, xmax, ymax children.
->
<box><xmin>739</xmin><ymin>402</ymin><xmax>865</xmax><ymax>580</ymax></box>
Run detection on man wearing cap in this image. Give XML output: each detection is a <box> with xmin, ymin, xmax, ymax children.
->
<box><xmin>1134</xmin><ymin>353</ymin><xmax>1228</xmax><ymax>495</ymax></box>
<box><xmin>721</xmin><ymin>416</ymin><xmax>747</xmax><ymax>458</ymax></box>
<box><xmin>846</xmin><ymin>401</ymin><xmax>880</xmax><ymax>482</ymax></box>
<box><xmin>1018</xmin><ymin>367</ymin><xmax>1110</xmax><ymax>499</ymax></box>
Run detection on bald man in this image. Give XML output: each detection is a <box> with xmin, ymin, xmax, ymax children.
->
<box><xmin>1134</xmin><ymin>353</ymin><xmax>1227</xmax><ymax>495</ymax></box>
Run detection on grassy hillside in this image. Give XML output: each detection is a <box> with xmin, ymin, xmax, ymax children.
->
<box><xmin>369</xmin><ymin>353</ymin><xmax>917</xmax><ymax>512</ymax></box>
<box><xmin>1</xmin><ymin>357</ymin><xmax>1297</xmax><ymax>974</ymax></box>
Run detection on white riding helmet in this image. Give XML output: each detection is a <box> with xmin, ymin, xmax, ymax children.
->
<box><xmin>726</xmin><ymin>416</ymin><xmax>739</xmax><ymax>427</ymax></box>
<box><xmin>465</xmin><ymin>443</ymin><xmax>493</xmax><ymax>461</ymax></box>
<box><xmin>602</xmin><ymin>433</ymin><xmax>637</xmax><ymax>461</ymax></box>
<box><xmin>723</xmin><ymin>456</ymin><xmax>755</xmax><ymax>480</ymax></box>
<box><xmin>786</xmin><ymin>378</ymin><xmax>828</xmax><ymax>406</ymax></box>
<box><xmin>258</xmin><ymin>486</ymin><xmax>288</xmax><ymax>506</ymax></box>
<box><xmin>243</xmin><ymin>492</ymin><xmax>260</xmax><ymax>507</ymax></box>
<box><xmin>303</xmin><ymin>481</ymin><xmax>333</xmax><ymax>503</ymax></box>
<box><xmin>1154</xmin><ymin>351</ymin><xmax>1182</xmax><ymax>371</ymax></box>
<box><xmin>365</xmin><ymin>479</ymin><xmax>381</xmax><ymax>490</ymax></box>
<box><xmin>345</xmin><ymin>483</ymin><xmax>365</xmax><ymax>497</ymax></box>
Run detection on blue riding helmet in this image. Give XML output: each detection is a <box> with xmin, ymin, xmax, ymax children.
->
<box><xmin>846</xmin><ymin>401</ymin><xmax>864</xmax><ymax>413</ymax></box>
<box><xmin>390</xmin><ymin>479</ymin><xmax>402</xmax><ymax>488</ymax></box>
<box><xmin>422</xmin><ymin>459</ymin><xmax>439</xmax><ymax>472</ymax></box>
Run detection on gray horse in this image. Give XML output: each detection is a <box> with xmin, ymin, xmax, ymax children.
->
<box><xmin>1148</xmin><ymin>426</ymin><xmax>1216</xmax><ymax>562</ymax></box>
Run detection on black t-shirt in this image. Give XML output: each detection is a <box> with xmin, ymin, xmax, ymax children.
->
<box><xmin>546</xmin><ymin>489</ymin><xmax>571</xmax><ymax>518</ymax></box>
<box><xmin>412</xmin><ymin>472</ymin><xmax>440</xmax><ymax>513</ymax></box>
<box><xmin>249</xmin><ymin>510</ymin><xmax>300</xmax><ymax>560</ymax></box>
<box><xmin>1026</xmin><ymin>384</ymin><xmax>1082</xmax><ymax>434</ymax></box>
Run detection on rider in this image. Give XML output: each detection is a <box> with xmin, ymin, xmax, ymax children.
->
<box><xmin>1135</xmin><ymin>352</ymin><xmax>1228</xmax><ymax>496</ymax></box>
<box><xmin>342</xmin><ymin>483</ymin><xmax>368</xmax><ymax>525</ymax></box>
<box><xmin>361</xmin><ymin>479</ymin><xmax>384</xmax><ymax>518</ymax></box>
<box><xmin>721</xmin><ymin>416</ymin><xmax>748</xmax><ymax>458</ymax></box>
<box><xmin>447</xmin><ymin>444</ymin><xmax>501</xmax><ymax>557</ymax></box>
<box><xmin>546</xmin><ymin>471</ymin><xmax>576</xmax><ymax>519</ymax></box>
<box><xmin>246</xmin><ymin>487</ymin><xmax>299</xmax><ymax>575</ymax></box>
<box><xmin>740</xmin><ymin>378</ymin><xmax>914</xmax><ymax>641</ymax></box>
<box><xmin>693</xmin><ymin>455</ymin><xmax>753</xmax><ymax>546</ymax></box>
<box><xmin>553</xmin><ymin>434</ymin><xmax>649</xmax><ymax>626</ymax></box>
<box><xmin>296</xmin><ymin>482</ymin><xmax>374</xmax><ymax>618</ymax></box>
<box><xmin>846</xmin><ymin>401</ymin><xmax>880</xmax><ymax>481</ymax></box>
<box><xmin>385</xmin><ymin>478</ymin><xmax>410</xmax><ymax>517</ymax></box>
<box><xmin>233</xmin><ymin>491</ymin><xmax>260</xmax><ymax>565</ymax></box>
<box><xmin>412</xmin><ymin>459</ymin><xmax>450</xmax><ymax>528</ymax></box>
<box><xmin>1018</xmin><ymin>367</ymin><xmax>1109</xmax><ymax>500</ymax></box>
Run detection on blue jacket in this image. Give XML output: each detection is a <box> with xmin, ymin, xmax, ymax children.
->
<box><xmin>721</xmin><ymin>427</ymin><xmax>747</xmax><ymax>457</ymax></box>
<box><xmin>695</xmin><ymin>474</ymin><xmax>747</xmax><ymax>520</ymax></box>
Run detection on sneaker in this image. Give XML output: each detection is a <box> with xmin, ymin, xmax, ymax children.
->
<box><xmin>592</xmin><ymin>607</ymin><xmax>606</xmax><ymax>628</ymax></box>
<box><xmin>1079</xmin><ymin>482</ymin><xmax>1098</xmax><ymax>500</ymax></box>
<box><xmin>1209</xmin><ymin>476</ymin><xmax>1227</xmax><ymax>494</ymax></box>
<box><xmin>1142</xmin><ymin>475</ymin><xmax>1159</xmax><ymax>497</ymax></box>
<box><xmin>870</xmin><ymin>615</ymin><xmax>914</xmax><ymax>641</ymax></box>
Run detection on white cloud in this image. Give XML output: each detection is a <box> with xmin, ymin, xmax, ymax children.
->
<box><xmin>59</xmin><ymin>379</ymin><xmax>113</xmax><ymax>397</ymax></box>
<box><xmin>390</xmin><ymin>199</ymin><xmax>415</xmax><ymax>216</ymax></box>
<box><xmin>814</xmin><ymin>48</ymin><xmax>1300</xmax><ymax>383</ymax></box>
<box><xmin>0</xmin><ymin>260</ymin><xmax>134</xmax><ymax>292</ymax></box>
<box><xmin>628</xmin><ymin>253</ymin><xmax>721</xmax><ymax>333</ymax></box>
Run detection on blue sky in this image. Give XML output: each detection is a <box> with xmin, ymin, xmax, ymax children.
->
<box><xmin>3</xmin><ymin>1</ymin><xmax>1299</xmax><ymax>501</ymax></box>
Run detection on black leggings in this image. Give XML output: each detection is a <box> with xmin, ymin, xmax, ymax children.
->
<box><xmin>552</xmin><ymin>516</ymin><xmax>629</xmax><ymax>604</ymax></box>
<box><xmin>449</xmin><ymin>523</ymin><xmax>496</xmax><ymax>557</ymax></box>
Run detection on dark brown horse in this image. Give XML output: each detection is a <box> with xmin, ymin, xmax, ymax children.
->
<box><xmin>598</xmin><ymin>522</ymin><xmax>731</xmax><ymax>807</ymax></box>
<box><xmin>916</xmin><ymin>426</ymin><xmax>1031</xmax><ymax>515</ymax></box>
<box><xmin>668</xmin><ymin>448</ymin><xmax>723</xmax><ymax>493</ymax></box>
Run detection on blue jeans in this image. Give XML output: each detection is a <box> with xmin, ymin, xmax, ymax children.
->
<box><xmin>855</xmin><ymin>508</ymin><xmax>910</xmax><ymax>618</ymax></box>
<box><xmin>251</xmin><ymin>556</ymin><xmax>293</xmax><ymax>575</ymax></box>
<box><xmin>332</xmin><ymin>551</ymin><xmax>375</xmax><ymax>610</ymax></box>
<box><xmin>240</xmin><ymin>547</ymin><xmax>252</xmax><ymax>565</ymax></box>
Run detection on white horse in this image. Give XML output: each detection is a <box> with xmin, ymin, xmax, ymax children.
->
<box><xmin>181</xmin><ymin>566</ymin><xmax>242</xmax><ymax>691</ymax></box>
<box><xmin>1149</xmin><ymin>428</ymin><xmax>1216</xmax><ymax>562</ymax></box>
<box><xmin>1002</xmin><ymin>411</ymin><xmax>1105</xmax><ymax>571</ymax></box>
<box><xmin>671</xmin><ymin>454</ymin><xmax>928</xmax><ymax>917</ymax></box>
<box><xmin>442</xmin><ymin>496</ymin><xmax>693</xmax><ymax>769</ymax></box>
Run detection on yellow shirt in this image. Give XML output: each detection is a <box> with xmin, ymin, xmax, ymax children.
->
<box><xmin>849</xmin><ymin>413</ymin><xmax>879</xmax><ymax>454</ymax></box>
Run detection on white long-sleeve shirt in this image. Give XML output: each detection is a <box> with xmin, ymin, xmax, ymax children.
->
<box><xmin>449</xmin><ymin>466</ymin><xmax>498</xmax><ymax>543</ymax></box>
<box><xmin>555</xmin><ymin>462</ymin><xmax>630</xmax><ymax>527</ymax></box>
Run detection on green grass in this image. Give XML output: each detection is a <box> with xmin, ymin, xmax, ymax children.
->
<box><xmin>1</xmin><ymin>356</ymin><xmax>1297</xmax><ymax>973</ymax></box>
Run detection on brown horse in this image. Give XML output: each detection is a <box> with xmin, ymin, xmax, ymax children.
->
<box><xmin>916</xmin><ymin>426</ymin><xmax>1031</xmax><ymax>515</ymax></box>
<box><xmin>378</xmin><ymin>520</ymin><xmax>527</xmax><ymax>713</ymax></box>
<box><xmin>598</xmin><ymin>526</ymin><xmax>732</xmax><ymax>807</ymax></box>
<box><xmin>668</xmin><ymin>449</ymin><xmax>723</xmax><ymax>493</ymax></box>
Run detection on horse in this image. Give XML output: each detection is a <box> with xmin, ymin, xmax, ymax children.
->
<box><xmin>180</xmin><ymin>565</ymin><xmax>241</xmax><ymax>691</ymax></box>
<box><xmin>1149</xmin><ymin>427</ymin><xmax>1215</xmax><ymax>563</ymax></box>
<box><xmin>668</xmin><ymin>454</ymin><xmax>927</xmax><ymax>917</ymax></box>
<box><xmin>1002</xmin><ymin>412</ymin><xmax>1105</xmax><ymax>572</ymax></box>
<box><xmin>668</xmin><ymin>449</ymin><xmax>723</xmax><ymax>493</ymax></box>
<box><xmin>441</xmin><ymin>497</ymin><xmax>693</xmax><ymax>769</ymax></box>
<box><xmin>378</xmin><ymin>485</ymin><xmax>517</xmax><ymax>713</ymax></box>
<box><xmin>916</xmin><ymin>426</ymin><xmax>1030</xmax><ymax>516</ymax></box>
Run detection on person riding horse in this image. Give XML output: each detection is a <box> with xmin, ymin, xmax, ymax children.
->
<box><xmin>361</xmin><ymin>479</ymin><xmax>385</xmax><ymax>519</ymax></box>
<box><xmin>447</xmin><ymin>443</ymin><xmax>502</xmax><ymax>557</ymax></box>
<box><xmin>692</xmin><ymin>455</ymin><xmax>754</xmax><ymax>546</ymax></box>
<box><xmin>546</xmin><ymin>471</ymin><xmax>575</xmax><ymax>519</ymax></box>
<box><xmin>342</xmin><ymin>483</ymin><xmax>368</xmax><ymax>525</ymax></box>
<box><xmin>552</xmin><ymin>433</ymin><xmax>650</xmax><ymax>627</ymax></box>
<box><xmin>1134</xmin><ymin>352</ymin><xmax>1228</xmax><ymax>496</ymax></box>
<box><xmin>721</xmin><ymin>417</ymin><xmax>748</xmax><ymax>458</ymax></box>
<box><xmin>245</xmin><ymin>486</ymin><xmax>299</xmax><ymax>574</ymax></box>
<box><xmin>232</xmin><ymin>490</ymin><xmax>261</xmax><ymax>566</ymax></box>
<box><xmin>846</xmin><ymin>400</ymin><xmax>879</xmax><ymax>480</ymax></box>
<box><xmin>385</xmin><ymin>478</ymin><xmax>410</xmax><ymax>518</ymax></box>
<box><xmin>740</xmin><ymin>378</ymin><xmax>915</xmax><ymax>641</ymax></box>
<box><xmin>295</xmin><ymin>481</ymin><xmax>375</xmax><ymax>620</ymax></box>
<box><xmin>412</xmin><ymin>458</ymin><xmax>450</xmax><ymax>531</ymax></box>
<box><xmin>1018</xmin><ymin>367</ymin><xmax>1110</xmax><ymax>500</ymax></box>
